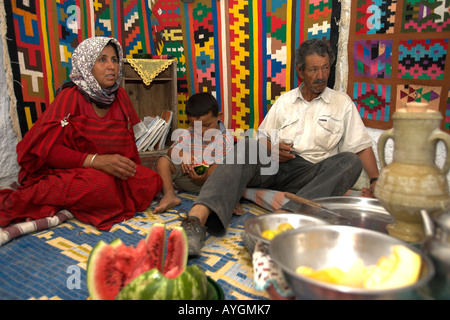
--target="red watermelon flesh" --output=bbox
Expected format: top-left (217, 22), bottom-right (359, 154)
top-left (124, 225), bottom-right (166, 284)
top-left (87, 223), bottom-right (188, 300)
top-left (114, 242), bottom-right (142, 283)
top-left (163, 226), bottom-right (188, 278)
top-left (145, 222), bottom-right (167, 273)
top-left (87, 239), bottom-right (126, 300)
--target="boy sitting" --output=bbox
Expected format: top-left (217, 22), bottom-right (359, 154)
top-left (154, 92), bottom-right (234, 213)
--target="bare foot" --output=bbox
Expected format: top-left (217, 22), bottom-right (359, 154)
top-left (233, 203), bottom-right (245, 216)
top-left (154, 193), bottom-right (181, 213)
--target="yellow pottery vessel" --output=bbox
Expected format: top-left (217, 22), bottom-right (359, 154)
top-left (375, 103), bottom-right (450, 243)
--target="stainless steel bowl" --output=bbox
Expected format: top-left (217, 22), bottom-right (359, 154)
top-left (244, 213), bottom-right (328, 250)
top-left (312, 196), bottom-right (395, 234)
top-left (270, 225), bottom-right (434, 300)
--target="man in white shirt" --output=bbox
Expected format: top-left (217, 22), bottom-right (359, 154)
top-left (258, 82), bottom-right (373, 164)
top-left (180, 39), bottom-right (379, 256)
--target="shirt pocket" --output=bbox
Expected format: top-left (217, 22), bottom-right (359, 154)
top-left (280, 117), bottom-right (299, 130)
top-left (314, 115), bottom-right (343, 150)
top-left (278, 117), bottom-right (299, 136)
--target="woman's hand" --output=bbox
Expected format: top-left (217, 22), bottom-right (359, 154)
top-left (87, 154), bottom-right (137, 180)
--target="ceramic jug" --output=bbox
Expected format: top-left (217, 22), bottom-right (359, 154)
top-left (375, 103), bottom-right (450, 243)
top-left (420, 209), bottom-right (450, 299)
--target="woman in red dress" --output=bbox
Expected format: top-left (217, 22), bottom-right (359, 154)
top-left (0, 37), bottom-right (162, 231)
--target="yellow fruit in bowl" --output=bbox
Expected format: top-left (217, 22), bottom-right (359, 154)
top-left (365, 245), bottom-right (421, 290)
top-left (261, 230), bottom-right (279, 240)
top-left (296, 261), bottom-right (363, 286)
top-left (261, 223), bottom-right (294, 240)
top-left (295, 245), bottom-right (422, 290)
top-left (296, 266), bottom-right (314, 276)
top-left (303, 267), bottom-right (345, 285)
top-left (340, 258), bottom-right (367, 288)
top-left (277, 223), bottom-right (294, 232)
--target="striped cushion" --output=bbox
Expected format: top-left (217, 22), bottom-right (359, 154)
top-left (242, 188), bottom-right (288, 211)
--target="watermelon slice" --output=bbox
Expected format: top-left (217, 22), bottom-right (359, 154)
top-left (86, 238), bottom-right (125, 300)
top-left (163, 226), bottom-right (188, 278)
top-left (194, 163), bottom-right (209, 175)
top-left (116, 265), bottom-right (208, 300)
top-left (86, 223), bottom-right (188, 300)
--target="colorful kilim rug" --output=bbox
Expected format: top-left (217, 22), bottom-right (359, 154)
top-left (346, 0), bottom-right (450, 131)
top-left (4, 0), bottom-right (341, 139)
top-left (0, 192), bottom-right (271, 300)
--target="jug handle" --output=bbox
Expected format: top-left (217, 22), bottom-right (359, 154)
top-left (420, 209), bottom-right (434, 239)
top-left (430, 129), bottom-right (450, 175)
top-left (377, 128), bottom-right (394, 168)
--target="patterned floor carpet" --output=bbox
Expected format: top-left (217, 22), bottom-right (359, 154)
top-left (0, 192), bottom-right (270, 300)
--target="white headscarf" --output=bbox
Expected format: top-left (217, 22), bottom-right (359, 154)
top-left (69, 37), bottom-right (124, 106)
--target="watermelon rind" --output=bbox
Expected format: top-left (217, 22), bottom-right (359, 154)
top-left (194, 164), bottom-right (209, 175)
top-left (109, 238), bottom-right (123, 247)
top-left (116, 265), bottom-right (208, 300)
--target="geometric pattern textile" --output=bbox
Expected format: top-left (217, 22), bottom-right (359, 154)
top-left (396, 84), bottom-right (442, 110)
top-left (347, 0), bottom-right (450, 131)
top-left (4, 0), bottom-right (341, 139)
top-left (353, 82), bottom-right (391, 122)
top-left (447, 89), bottom-right (450, 130)
top-left (353, 40), bottom-right (393, 78)
top-left (0, 192), bottom-right (271, 300)
top-left (398, 39), bottom-right (448, 80)
top-left (355, 0), bottom-right (396, 35)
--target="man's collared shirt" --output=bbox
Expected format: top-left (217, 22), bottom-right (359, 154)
top-left (258, 84), bottom-right (372, 163)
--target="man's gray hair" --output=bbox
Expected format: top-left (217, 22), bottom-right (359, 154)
top-left (295, 39), bottom-right (335, 71)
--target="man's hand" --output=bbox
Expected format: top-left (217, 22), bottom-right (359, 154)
top-left (361, 180), bottom-right (377, 198)
top-left (275, 142), bottom-right (296, 162)
top-left (258, 138), bottom-right (295, 163)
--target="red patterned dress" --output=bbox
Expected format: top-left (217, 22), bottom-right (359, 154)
top-left (0, 86), bottom-right (162, 230)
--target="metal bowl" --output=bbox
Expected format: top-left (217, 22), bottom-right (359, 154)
top-left (244, 213), bottom-right (328, 250)
top-left (269, 225), bottom-right (434, 300)
top-left (312, 196), bottom-right (395, 234)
